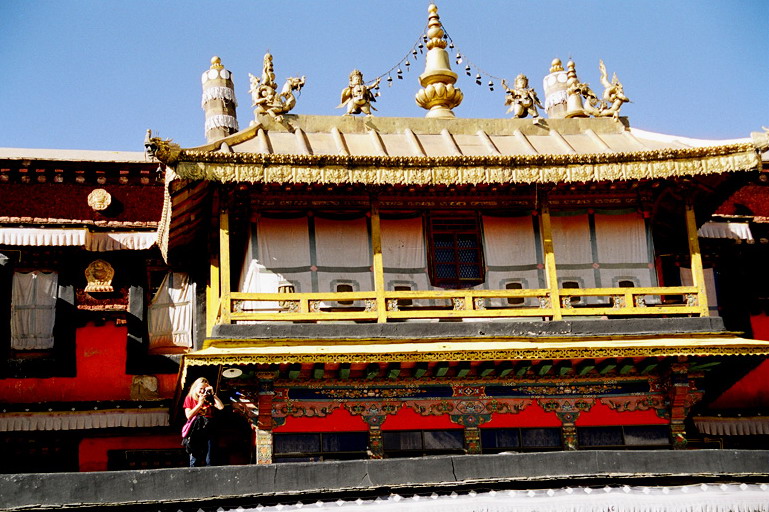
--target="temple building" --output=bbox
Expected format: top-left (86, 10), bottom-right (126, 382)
top-left (0, 148), bottom-right (182, 472)
top-left (2, 4), bottom-right (769, 510)
top-left (148, 4), bottom-right (769, 465)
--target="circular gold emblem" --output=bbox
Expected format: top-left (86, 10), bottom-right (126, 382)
top-left (87, 189), bottom-right (112, 211)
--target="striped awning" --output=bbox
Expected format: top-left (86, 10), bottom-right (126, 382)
top-left (0, 228), bottom-right (157, 251)
top-left (0, 408), bottom-right (169, 432)
top-left (698, 221), bottom-right (754, 241)
top-left (694, 415), bottom-right (769, 435)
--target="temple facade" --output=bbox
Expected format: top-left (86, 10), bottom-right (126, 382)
top-left (149, 5), bottom-right (769, 467)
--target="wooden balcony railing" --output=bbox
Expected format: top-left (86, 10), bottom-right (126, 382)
top-left (208, 199), bottom-right (710, 330)
top-left (224, 286), bottom-right (706, 324)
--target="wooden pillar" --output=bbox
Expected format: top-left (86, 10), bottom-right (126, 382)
top-left (254, 429), bottom-right (273, 465)
top-left (540, 199), bottom-right (562, 320)
top-left (668, 360), bottom-right (702, 450)
top-left (206, 255), bottom-right (220, 337)
top-left (254, 376), bottom-right (275, 464)
top-left (561, 423), bottom-right (578, 450)
top-left (685, 200), bottom-right (709, 316)
top-left (370, 200), bottom-right (387, 323)
top-left (368, 426), bottom-right (384, 459)
top-left (464, 426), bottom-right (481, 454)
top-left (219, 208), bottom-right (232, 324)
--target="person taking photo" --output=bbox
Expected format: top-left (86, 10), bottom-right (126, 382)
top-left (182, 377), bottom-right (224, 467)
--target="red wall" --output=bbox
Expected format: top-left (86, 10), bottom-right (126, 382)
top-left (707, 314), bottom-right (769, 409)
top-left (0, 321), bottom-right (177, 402)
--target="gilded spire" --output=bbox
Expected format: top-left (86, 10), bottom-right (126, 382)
top-left (415, 4), bottom-right (463, 118)
top-left (210, 56), bottom-right (224, 70)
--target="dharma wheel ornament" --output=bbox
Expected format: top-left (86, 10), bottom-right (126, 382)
top-left (415, 4), bottom-right (463, 119)
top-left (84, 259), bottom-right (115, 293)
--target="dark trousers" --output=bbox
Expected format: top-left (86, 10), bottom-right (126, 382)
top-left (189, 437), bottom-right (216, 467)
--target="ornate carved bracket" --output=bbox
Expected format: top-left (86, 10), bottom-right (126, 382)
top-left (600, 394), bottom-right (667, 419)
top-left (538, 397), bottom-right (596, 450)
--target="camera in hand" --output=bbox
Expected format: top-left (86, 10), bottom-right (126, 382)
top-left (203, 389), bottom-right (215, 404)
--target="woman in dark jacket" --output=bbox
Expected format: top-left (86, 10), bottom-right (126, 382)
top-left (182, 377), bottom-right (223, 467)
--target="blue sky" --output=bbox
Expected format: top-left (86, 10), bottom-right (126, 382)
top-left (0, 1), bottom-right (766, 151)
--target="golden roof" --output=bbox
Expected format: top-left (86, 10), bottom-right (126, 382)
top-left (157, 116), bottom-right (762, 186)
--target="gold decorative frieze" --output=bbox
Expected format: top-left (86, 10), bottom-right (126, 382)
top-left (173, 144), bottom-right (760, 186)
top-left (182, 342), bottom-right (769, 368)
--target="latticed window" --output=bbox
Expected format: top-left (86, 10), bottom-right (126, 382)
top-left (427, 214), bottom-right (485, 288)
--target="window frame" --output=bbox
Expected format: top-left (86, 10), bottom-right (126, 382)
top-left (272, 431), bottom-right (369, 462)
top-left (425, 213), bottom-right (486, 289)
top-left (480, 427), bottom-right (563, 453)
top-left (382, 429), bottom-right (465, 458)
top-left (0, 248), bottom-right (78, 378)
top-left (576, 425), bottom-right (670, 449)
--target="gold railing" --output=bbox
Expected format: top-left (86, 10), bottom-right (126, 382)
top-left (225, 286), bottom-right (705, 323)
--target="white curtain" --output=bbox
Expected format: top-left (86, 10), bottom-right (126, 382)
top-left (314, 217), bottom-right (369, 269)
top-left (381, 218), bottom-right (432, 305)
top-left (594, 213), bottom-right (648, 264)
top-left (238, 218), bottom-right (312, 315)
top-left (551, 214), bottom-right (593, 265)
top-left (148, 272), bottom-right (194, 349)
top-left (314, 217), bottom-right (372, 306)
top-left (594, 212), bottom-right (657, 296)
top-left (11, 271), bottom-right (58, 350)
top-left (481, 216), bottom-right (540, 307)
top-left (550, 214), bottom-right (596, 299)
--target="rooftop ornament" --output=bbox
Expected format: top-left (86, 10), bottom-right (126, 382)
top-left (415, 4), bottom-right (463, 118)
top-left (338, 69), bottom-right (380, 116)
top-left (502, 74), bottom-right (543, 119)
top-left (201, 56), bottom-right (239, 142)
top-left (565, 60), bottom-right (629, 120)
top-left (248, 52), bottom-right (305, 123)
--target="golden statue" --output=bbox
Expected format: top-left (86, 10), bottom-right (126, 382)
top-left (248, 52), bottom-right (306, 122)
top-left (568, 60), bottom-right (629, 120)
top-left (338, 70), bottom-right (379, 116)
top-left (502, 74), bottom-right (543, 118)
top-left (591, 60), bottom-right (630, 119)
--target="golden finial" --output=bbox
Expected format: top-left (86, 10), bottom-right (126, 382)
top-left (425, 4), bottom-right (447, 50)
top-left (415, 3), bottom-right (462, 118)
top-left (550, 58), bottom-right (564, 73)
top-left (210, 56), bottom-right (224, 70)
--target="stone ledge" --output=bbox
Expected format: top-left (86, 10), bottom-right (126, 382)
top-left (211, 317), bottom-right (728, 341)
top-left (2, 450), bottom-right (767, 511)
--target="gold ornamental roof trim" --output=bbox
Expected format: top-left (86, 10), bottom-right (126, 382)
top-left (154, 116), bottom-right (763, 186)
top-left (182, 334), bottom-right (769, 367)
